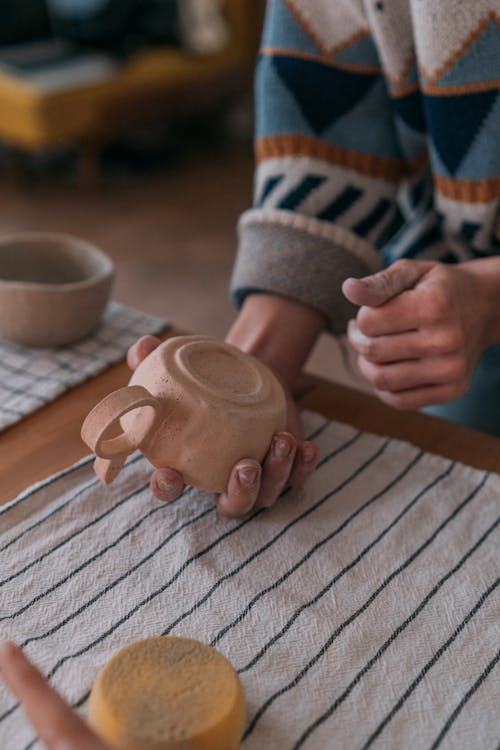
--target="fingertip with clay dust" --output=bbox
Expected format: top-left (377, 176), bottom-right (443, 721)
top-left (342, 277), bottom-right (364, 306)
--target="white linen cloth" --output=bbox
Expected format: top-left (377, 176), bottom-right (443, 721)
top-left (0, 411), bottom-right (498, 749)
top-left (0, 302), bottom-right (167, 432)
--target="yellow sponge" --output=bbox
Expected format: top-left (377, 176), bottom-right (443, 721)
top-left (88, 636), bottom-right (246, 750)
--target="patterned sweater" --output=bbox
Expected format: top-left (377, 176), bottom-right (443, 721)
top-left (231, 0), bottom-right (500, 333)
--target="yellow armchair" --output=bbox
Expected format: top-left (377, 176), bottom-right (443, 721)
top-left (0, 0), bottom-right (264, 177)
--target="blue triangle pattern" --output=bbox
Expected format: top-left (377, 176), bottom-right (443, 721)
top-left (423, 89), bottom-right (499, 175)
top-left (272, 56), bottom-right (378, 135)
top-left (393, 116), bottom-right (428, 163)
top-left (332, 34), bottom-right (381, 68)
top-left (391, 89), bottom-right (426, 133)
top-left (255, 55), bottom-right (312, 138)
top-left (321, 78), bottom-right (403, 159)
top-left (453, 90), bottom-right (500, 179)
top-left (437, 20), bottom-right (500, 88)
top-left (261, 0), bottom-right (321, 56)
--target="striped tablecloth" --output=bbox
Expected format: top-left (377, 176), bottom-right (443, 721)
top-left (0, 412), bottom-right (498, 749)
top-left (0, 302), bottom-right (167, 432)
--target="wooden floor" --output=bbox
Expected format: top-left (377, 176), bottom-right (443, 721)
top-left (0, 136), bottom-right (366, 387)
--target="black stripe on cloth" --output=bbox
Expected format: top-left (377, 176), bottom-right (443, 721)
top-left (6, 431), bottom-right (356, 740)
top-left (360, 577), bottom-right (500, 750)
top-left (0, 460), bottom-right (98, 550)
top-left (315, 430), bottom-right (362, 469)
top-left (30, 625), bottom-right (500, 750)
top-left (55, 432), bottom-right (372, 724)
top-left (5, 422), bottom-right (345, 731)
top-left (1, 485), bottom-right (188, 622)
top-left (5, 422), bottom-right (331, 621)
top-left (303, 418), bottom-right (331, 443)
top-left (49, 430), bottom-right (366, 724)
top-left (0, 460), bottom-right (146, 588)
top-left (0, 498), bottom-right (212, 728)
top-left (290, 514), bottom-right (499, 750)
top-left (429, 647), bottom-right (500, 750)
top-left (240, 460), bottom-right (457, 678)
top-left (244, 469), bottom-right (489, 740)
top-left (211, 449), bottom-right (425, 649)
top-left (0, 455), bottom-right (95, 520)
top-left (161, 438), bottom-right (391, 638)
top-left (17, 492), bottom-right (208, 648)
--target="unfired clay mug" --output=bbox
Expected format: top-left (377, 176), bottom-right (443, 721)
top-left (81, 335), bottom-right (287, 493)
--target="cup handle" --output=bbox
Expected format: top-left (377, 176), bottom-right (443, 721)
top-left (81, 385), bottom-right (162, 483)
top-left (93, 456), bottom-right (128, 485)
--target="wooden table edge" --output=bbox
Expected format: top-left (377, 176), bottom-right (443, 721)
top-left (2, 329), bottom-right (500, 505)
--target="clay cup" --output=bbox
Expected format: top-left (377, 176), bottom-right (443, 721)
top-left (81, 335), bottom-right (287, 493)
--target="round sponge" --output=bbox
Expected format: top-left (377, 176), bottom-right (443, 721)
top-left (88, 636), bottom-right (246, 750)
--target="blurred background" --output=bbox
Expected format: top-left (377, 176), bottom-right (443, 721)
top-left (0, 0), bottom-right (364, 385)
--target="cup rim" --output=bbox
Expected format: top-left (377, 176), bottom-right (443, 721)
top-left (0, 231), bottom-right (114, 291)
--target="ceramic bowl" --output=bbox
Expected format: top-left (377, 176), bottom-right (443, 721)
top-left (0, 232), bottom-right (114, 347)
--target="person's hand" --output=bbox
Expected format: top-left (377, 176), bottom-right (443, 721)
top-left (127, 334), bottom-right (319, 518)
top-left (0, 641), bottom-right (111, 750)
top-left (343, 258), bottom-right (498, 410)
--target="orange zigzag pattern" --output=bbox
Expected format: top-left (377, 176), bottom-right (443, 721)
top-left (283, 0), bottom-right (371, 58)
top-left (421, 11), bottom-right (500, 85)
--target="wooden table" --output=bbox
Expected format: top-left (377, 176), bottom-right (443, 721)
top-left (2, 334), bottom-right (500, 505)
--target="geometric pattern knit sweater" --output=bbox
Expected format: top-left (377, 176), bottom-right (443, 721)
top-left (231, 0), bottom-right (500, 333)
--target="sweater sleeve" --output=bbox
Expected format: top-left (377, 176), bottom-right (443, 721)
top-left (230, 0), bottom-right (422, 333)
top-left (409, 2), bottom-right (500, 264)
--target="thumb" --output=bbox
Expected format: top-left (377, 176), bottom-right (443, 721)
top-left (342, 260), bottom-right (434, 307)
top-left (0, 641), bottom-right (111, 750)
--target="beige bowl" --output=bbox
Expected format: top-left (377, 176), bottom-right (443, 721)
top-left (0, 232), bottom-right (114, 347)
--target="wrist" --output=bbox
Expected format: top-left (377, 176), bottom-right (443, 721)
top-left (226, 294), bottom-right (326, 389)
top-left (461, 258), bottom-right (500, 348)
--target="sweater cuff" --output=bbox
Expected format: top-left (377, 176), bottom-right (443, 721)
top-left (231, 208), bottom-right (382, 334)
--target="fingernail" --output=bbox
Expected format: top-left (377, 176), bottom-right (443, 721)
top-left (273, 436), bottom-right (292, 460)
top-left (302, 444), bottom-right (317, 463)
top-left (129, 349), bottom-right (140, 369)
top-left (237, 464), bottom-right (260, 487)
top-left (156, 478), bottom-right (179, 497)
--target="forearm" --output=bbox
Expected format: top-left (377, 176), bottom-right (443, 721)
top-left (226, 293), bottom-right (326, 390)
